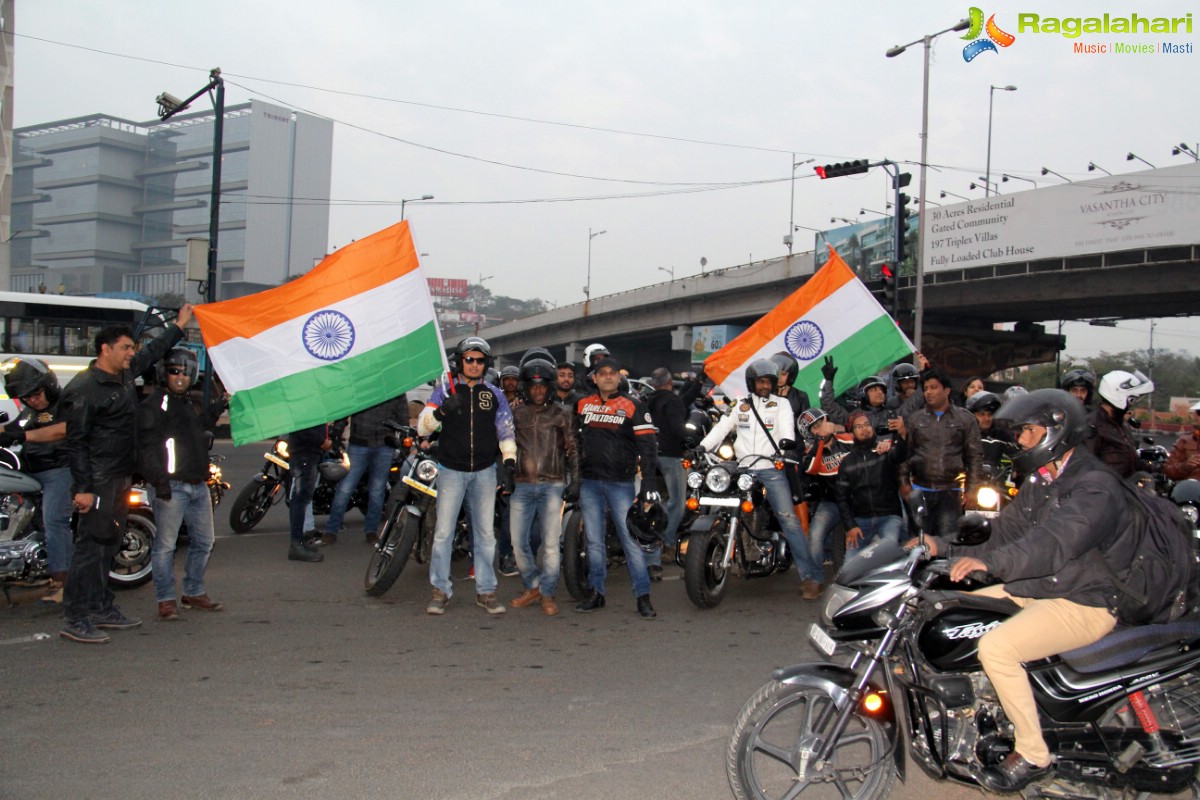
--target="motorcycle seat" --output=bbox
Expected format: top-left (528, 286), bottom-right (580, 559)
top-left (1058, 618), bottom-right (1200, 674)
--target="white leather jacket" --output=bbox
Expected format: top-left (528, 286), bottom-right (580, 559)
top-left (699, 394), bottom-right (796, 466)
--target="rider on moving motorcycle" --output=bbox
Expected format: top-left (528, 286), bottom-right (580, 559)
top-left (915, 389), bottom-right (1138, 792)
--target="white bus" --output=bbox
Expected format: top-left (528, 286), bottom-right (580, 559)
top-left (0, 292), bottom-right (172, 419)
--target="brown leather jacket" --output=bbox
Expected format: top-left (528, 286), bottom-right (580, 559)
top-left (513, 401), bottom-right (579, 487)
top-left (1164, 431), bottom-right (1200, 481)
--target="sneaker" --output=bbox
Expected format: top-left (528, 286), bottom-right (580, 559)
top-left (91, 605), bottom-right (142, 630)
top-left (288, 540), bottom-right (324, 562)
top-left (511, 587), bottom-right (541, 608)
top-left (181, 594), bottom-right (224, 612)
top-left (60, 619), bottom-right (110, 644)
top-left (321, 533), bottom-right (338, 545)
top-left (157, 600), bottom-right (180, 621)
top-left (426, 588), bottom-right (449, 615)
top-left (541, 595), bottom-right (560, 616)
top-left (498, 555), bottom-right (519, 577)
top-left (476, 593), bottom-right (507, 615)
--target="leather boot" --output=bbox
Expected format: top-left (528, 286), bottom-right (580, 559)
top-left (636, 594), bottom-right (657, 618)
top-left (288, 540), bottom-right (324, 562)
top-left (574, 589), bottom-right (605, 613)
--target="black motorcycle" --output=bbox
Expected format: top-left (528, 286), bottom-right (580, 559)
top-left (680, 450), bottom-right (797, 609)
top-left (727, 496), bottom-right (1200, 800)
top-left (561, 500), bottom-right (624, 601)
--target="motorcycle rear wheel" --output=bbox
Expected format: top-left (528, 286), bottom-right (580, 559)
top-left (109, 512), bottom-right (156, 589)
top-left (363, 505), bottom-right (419, 597)
top-left (727, 680), bottom-right (894, 800)
top-left (561, 508), bottom-right (589, 601)
top-left (229, 479), bottom-right (278, 533)
top-left (684, 521), bottom-right (729, 608)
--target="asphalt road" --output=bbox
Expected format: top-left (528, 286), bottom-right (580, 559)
top-left (0, 440), bottom-right (982, 800)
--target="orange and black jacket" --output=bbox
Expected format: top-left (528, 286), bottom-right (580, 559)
top-left (576, 392), bottom-right (658, 483)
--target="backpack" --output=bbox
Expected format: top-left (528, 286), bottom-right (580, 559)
top-left (1100, 485), bottom-right (1199, 626)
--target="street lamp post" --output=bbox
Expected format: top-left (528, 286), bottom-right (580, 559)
top-left (1126, 152), bottom-right (1156, 169)
top-left (1087, 162), bottom-right (1112, 175)
top-left (585, 228), bottom-right (606, 303)
top-left (401, 194), bottom-right (434, 221)
top-left (886, 17), bottom-right (971, 351)
top-left (940, 190), bottom-right (969, 201)
top-left (1001, 174), bottom-right (1038, 188)
top-left (1040, 167), bottom-right (1072, 182)
top-left (985, 85), bottom-right (1017, 197)
top-left (786, 156), bottom-right (815, 256)
top-left (657, 266), bottom-right (674, 280)
top-left (969, 178), bottom-right (999, 194)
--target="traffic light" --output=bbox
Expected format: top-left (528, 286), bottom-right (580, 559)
top-left (814, 160), bottom-right (870, 179)
top-left (895, 192), bottom-right (912, 266)
top-left (880, 263), bottom-right (896, 315)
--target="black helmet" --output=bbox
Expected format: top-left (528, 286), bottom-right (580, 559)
top-left (769, 351), bottom-right (799, 386)
top-left (859, 375), bottom-right (887, 404)
top-left (520, 358), bottom-right (556, 384)
top-left (499, 365), bottom-right (521, 380)
top-left (626, 500), bottom-right (667, 553)
top-left (318, 452), bottom-right (350, 482)
top-left (966, 391), bottom-right (1002, 415)
top-left (156, 347), bottom-right (199, 387)
top-left (3, 357), bottom-right (60, 404)
top-left (519, 347), bottom-right (555, 369)
top-left (994, 388), bottom-right (1089, 473)
top-left (454, 336), bottom-right (492, 372)
top-left (890, 362), bottom-right (920, 382)
top-left (1060, 366), bottom-right (1096, 389)
top-left (744, 359), bottom-right (779, 393)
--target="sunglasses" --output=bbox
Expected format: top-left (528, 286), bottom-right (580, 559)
top-left (166, 367), bottom-right (188, 376)
top-left (461, 356), bottom-right (486, 365)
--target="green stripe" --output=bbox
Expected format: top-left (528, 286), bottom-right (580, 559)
top-left (793, 315), bottom-right (913, 400)
top-left (228, 321), bottom-right (443, 446)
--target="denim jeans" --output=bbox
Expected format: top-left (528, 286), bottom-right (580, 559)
top-left (756, 468), bottom-right (823, 583)
top-left (151, 481), bottom-right (216, 602)
top-left (63, 477), bottom-right (130, 624)
top-left (430, 465), bottom-right (497, 597)
top-left (35, 466), bottom-right (74, 574)
top-left (509, 481), bottom-right (564, 597)
top-left (657, 456), bottom-right (687, 547)
top-left (580, 479), bottom-right (651, 598)
top-left (324, 443), bottom-right (392, 535)
top-left (289, 453), bottom-right (320, 544)
top-left (847, 514), bottom-right (903, 554)
top-left (919, 489), bottom-right (964, 539)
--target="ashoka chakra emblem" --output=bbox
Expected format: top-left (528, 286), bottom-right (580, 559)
top-left (302, 310), bottom-right (355, 361)
top-left (784, 320), bottom-right (824, 361)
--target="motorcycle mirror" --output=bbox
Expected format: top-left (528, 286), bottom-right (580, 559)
top-left (777, 438), bottom-right (795, 451)
top-left (204, 430), bottom-right (215, 451)
top-left (1142, 436), bottom-right (1155, 445)
top-left (0, 411), bottom-right (8, 423)
top-left (905, 488), bottom-right (926, 525)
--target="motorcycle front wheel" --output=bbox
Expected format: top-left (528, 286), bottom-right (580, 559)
top-left (109, 512), bottom-right (156, 589)
top-left (684, 520), bottom-right (729, 608)
top-left (229, 478), bottom-right (278, 533)
top-left (363, 505), bottom-right (419, 597)
top-left (727, 680), bottom-right (895, 800)
top-left (561, 508), bottom-right (589, 601)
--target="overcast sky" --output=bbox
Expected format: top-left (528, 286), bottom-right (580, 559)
top-left (15, 1), bottom-right (1200, 360)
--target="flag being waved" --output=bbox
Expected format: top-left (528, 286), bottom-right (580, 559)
top-left (705, 247), bottom-right (915, 400)
top-left (194, 221), bottom-right (446, 445)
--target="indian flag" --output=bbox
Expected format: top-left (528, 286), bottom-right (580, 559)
top-left (705, 247), bottom-right (915, 400)
top-left (194, 221), bottom-right (446, 445)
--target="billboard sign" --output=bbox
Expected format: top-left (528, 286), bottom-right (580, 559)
top-left (691, 325), bottom-right (746, 362)
top-left (427, 278), bottom-right (469, 299)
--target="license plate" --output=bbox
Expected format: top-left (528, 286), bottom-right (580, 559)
top-left (402, 476), bottom-right (438, 498)
top-left (973, 509), bottom-right (1000, 519)
top-left (700, 497), bottom-right (740, 507)
top-left (809, 623), bottom-right (837, 656)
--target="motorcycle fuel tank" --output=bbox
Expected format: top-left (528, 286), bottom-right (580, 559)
top-left (917, 605), bottom-right (1011, 672)
top-left (0, 467), bottom-right (42, 494)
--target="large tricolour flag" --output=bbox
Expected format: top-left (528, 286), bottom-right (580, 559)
top-left (705, 247), bottom-right (915, 400)
top-left (194, 221), bottom-right (446, 445)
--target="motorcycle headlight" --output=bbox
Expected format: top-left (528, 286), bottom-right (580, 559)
top-left (129, 487), bottom-right (150, 505)
top-left (976, 486), bottom-right (1001, 511)
top-left (686, 471), bottom-right (704, 490)
top-left (209, 463), bottom-right (223, 482)
top-left (274, 440), bottom-right (289, 458)
top-left (821, 584), bottom-right (857, 627)
top-left (415, 459), bottom-right (439, 483)
top-left (736, 473), bottom-right (755, 492)
top-left (705, 467), bottom-right (732, 494)
top-left (717, 442), bottom-right (736, 461)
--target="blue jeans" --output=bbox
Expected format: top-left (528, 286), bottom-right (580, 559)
top-left (580, 479), bottom-right (650, 598)
top-left (509, 482), bottom-right (564, 597)
top-left (847, 515), bottom-right (903, 554)
top-left (152, 481), bottom-right (216, 601)
top-left (430, 465), bottom-right (497, 596)
top-left (757, 469), bottom-right (823, 583)
top-left (35, 466), bottom-right (74, 574)
top-left (289, 453), bottom-right (320, 544)
top-left (325, 444), bottom-right (392, 535)
top-left (657, 456), bottom-right (686, 547)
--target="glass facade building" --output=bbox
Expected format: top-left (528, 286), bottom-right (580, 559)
top-left (12, 100), bottom-right (332, 301)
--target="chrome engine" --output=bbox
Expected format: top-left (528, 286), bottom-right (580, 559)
top-left (0, 537), bottom-right (47, 580)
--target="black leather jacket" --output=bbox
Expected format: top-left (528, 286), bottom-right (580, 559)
top-left (903, 404), bottom-right (983, 491)
top-left (835, 437), bottom-right (907, 529)
top-left (61, 325), bottom-right (184, 494)
top-left (137, 387), bottom-right (226, 490)
top-left (943, 449), bottom-right (1136, 610)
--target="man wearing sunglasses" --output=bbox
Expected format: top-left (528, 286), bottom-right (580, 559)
top-left (59, 304), bottom-right (194, 644)
top-left (418, 336), bottom-right (516, 616)
top-left (137, 348), bottom-right (228, 621)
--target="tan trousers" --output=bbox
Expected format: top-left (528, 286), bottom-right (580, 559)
top-left (973, 584), bottom-right (1117, 767)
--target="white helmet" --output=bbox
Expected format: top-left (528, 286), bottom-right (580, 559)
top-left (1097, 369), bottom-right (1154, 411)
top-left (583, 343), bottom-right (610, 368)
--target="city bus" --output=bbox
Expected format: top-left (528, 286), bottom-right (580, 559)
top-left (0, 291), bottom-right (174, 420)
